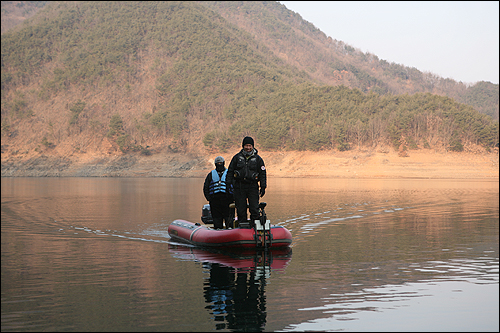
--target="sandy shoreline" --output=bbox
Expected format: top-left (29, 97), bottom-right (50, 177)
top-left (259, 149), bottom-right (499, 179)
top-left (1, 148), bottom-right (499, 179)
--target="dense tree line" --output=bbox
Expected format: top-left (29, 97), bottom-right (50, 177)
top-left (202, 83), bottom-right (498, 152)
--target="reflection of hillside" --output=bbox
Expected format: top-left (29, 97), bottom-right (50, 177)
top-left (270, 178), bottom-right (499, 242)
top-left (263, 179), bottom-right (499, 326)
top-left (1, 178), bottom-right (211, 303)
top-left (284, 197), bottom-right (498, 261)
top-left (271, 251), bottom-right (499, 328)
top-left (268, 193), bottom-right (499, 326)
top-left (1, 177), bottom-right (497, 331)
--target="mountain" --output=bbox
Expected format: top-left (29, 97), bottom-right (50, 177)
top-left (1, 1), bottom-right (498, 176)
top-left (200, 1), bottom-right (498, 119)
top-left (3, 1), bottom-right (498, 118)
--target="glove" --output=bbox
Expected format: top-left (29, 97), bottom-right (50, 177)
top-left (260, 187), bottom-right (266, 198)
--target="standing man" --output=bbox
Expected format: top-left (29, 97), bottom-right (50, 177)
top-left (203, 156), bottom-right (234, 229)
top-left (226, 136), bottom-right (267, 227)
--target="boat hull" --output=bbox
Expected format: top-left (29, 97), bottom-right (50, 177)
top-left (168, 219), bottom-right (292, 249)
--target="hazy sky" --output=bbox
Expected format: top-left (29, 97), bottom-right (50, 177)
top-left (280, 1), bottom-right (499, 84)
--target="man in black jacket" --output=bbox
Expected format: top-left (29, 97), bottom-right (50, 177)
top-left (203, 156), bottom-right (234, 229)
top-left (226, 137), bottom-right (266, 227)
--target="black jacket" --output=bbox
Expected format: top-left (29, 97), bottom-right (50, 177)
top-left (226, 148), bottom-right (266, 189)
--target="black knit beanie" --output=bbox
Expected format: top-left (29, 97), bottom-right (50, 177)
top-left (242, 136), bottom-right (254, 147)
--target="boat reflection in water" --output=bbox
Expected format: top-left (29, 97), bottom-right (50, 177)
top-left (168, 245), bottom-right (292, 331)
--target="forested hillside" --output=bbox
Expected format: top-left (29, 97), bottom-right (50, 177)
top-left (200, 1), bottom-right (498, 120)
top-left (1, 1), bottom-right (498, 165)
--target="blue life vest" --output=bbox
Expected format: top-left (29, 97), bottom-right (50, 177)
top-left (209, 169), bottom-right (232, 195)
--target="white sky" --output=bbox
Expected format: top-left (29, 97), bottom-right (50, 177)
top-left (280, 1), bottom-right (499, 84)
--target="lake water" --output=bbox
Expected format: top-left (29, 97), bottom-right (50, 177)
top-left (1, 177), bottom-right (498, 332)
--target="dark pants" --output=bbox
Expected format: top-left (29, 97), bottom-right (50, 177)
top-left (210, 194), bottom-right (233, 229)
top-left (233, 182), bottom-right (260, 226)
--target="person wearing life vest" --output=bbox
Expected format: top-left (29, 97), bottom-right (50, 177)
top-left (226, 136), bottom-right (267, 228)
top-left (203, 156), bottom-right (234, 229)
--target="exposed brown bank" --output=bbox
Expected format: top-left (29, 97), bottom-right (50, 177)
top-left (1, 146), bottom-right (498, 179)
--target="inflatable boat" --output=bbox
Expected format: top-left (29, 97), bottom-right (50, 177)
top-left (168, 202), bottom-right (292, 249)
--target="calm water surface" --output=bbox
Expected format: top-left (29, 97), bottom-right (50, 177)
top-left (1, 177), bottom-right (498, 332)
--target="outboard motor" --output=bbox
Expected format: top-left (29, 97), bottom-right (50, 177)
top-left (201, 204), bottom-right (213, 224)
top-left (254, 202), bottom-right (272, 248)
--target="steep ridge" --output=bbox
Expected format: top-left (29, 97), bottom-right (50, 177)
top-left (1, 1), bottom-right (498, 178)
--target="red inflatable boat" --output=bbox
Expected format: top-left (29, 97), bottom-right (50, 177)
top-left (168, 202), bottom-right (292, 249)
top-left (168, 219), bottom-right (292, 249)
